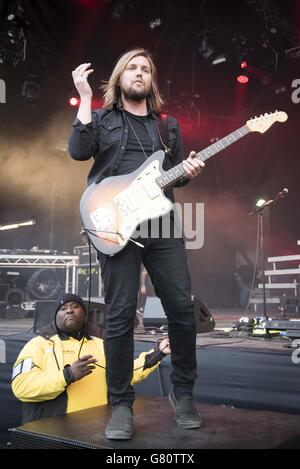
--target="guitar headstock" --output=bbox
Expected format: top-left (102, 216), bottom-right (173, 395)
top-left (246, 111), bottom-right (288, 134)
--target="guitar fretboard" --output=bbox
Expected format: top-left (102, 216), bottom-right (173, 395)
top-left (156, 125), bottom-right (249, 189)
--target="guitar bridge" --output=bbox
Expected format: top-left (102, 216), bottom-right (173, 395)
top-left (114, 193), bottom-right (139, 212)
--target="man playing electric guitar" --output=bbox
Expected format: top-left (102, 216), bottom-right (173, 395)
top-left (69, 48), bottom-right (204, 440)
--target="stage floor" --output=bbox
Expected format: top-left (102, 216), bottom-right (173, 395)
top-left (9, 396), bottom-right (300, 449)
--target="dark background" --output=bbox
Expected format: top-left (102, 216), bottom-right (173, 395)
top-left (0, 0), bottom-right (299, 307)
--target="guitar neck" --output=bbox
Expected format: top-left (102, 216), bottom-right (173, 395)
top-left (156, 125), bottom-right (250, 189)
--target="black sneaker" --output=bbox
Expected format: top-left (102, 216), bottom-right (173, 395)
top-left (169, 390), bottom-right (203, 429)
top-left (105, 405), bottom-right (134, 440)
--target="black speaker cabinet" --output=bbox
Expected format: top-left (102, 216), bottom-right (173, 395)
top-left (193, 296), bottom-right (216, 333)
top-left (143, 296), bottom-right (215, 333)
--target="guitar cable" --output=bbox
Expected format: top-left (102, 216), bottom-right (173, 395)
top-left (77, 231), bottom-right (168, 372)
top-left (83, 226), bottom-right (144, 248)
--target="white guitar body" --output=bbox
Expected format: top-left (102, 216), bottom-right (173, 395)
top-left (80, 150), bottom-right (172, 256)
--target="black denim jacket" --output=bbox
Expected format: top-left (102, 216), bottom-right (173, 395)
top-left (68, 105), bottom-right (189, 194)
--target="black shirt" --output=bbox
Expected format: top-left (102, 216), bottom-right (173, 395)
top-left (117, 110), bottom-right (154, 175)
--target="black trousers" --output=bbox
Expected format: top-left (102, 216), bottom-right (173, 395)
top-left (98, 229), bottom-right (197, 408)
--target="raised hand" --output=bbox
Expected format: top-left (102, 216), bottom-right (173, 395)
top-left (70, 354), bottom-right (97, 381)
top-left (72, 63), bottom-right (94, 100)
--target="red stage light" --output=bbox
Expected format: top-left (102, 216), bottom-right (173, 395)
top-left (69, 97), bottom-right (79, 107)
top-left (237, 75), bottom-right (249, 84)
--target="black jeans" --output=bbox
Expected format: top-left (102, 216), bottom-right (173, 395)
top-left (98, 230), bottom-right (197, 408)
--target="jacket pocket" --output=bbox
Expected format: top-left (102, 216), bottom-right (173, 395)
top-left (99, 121), bottom-right (122, 145)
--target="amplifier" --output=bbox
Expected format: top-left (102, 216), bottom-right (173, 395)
top-left (77, 266), bottom-right (102, 298)
top-left (74, 245), bottom-right (98, 265)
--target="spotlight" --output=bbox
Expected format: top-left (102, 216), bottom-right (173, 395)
top-left (199, 35), bottom-right (226, 66)
top-left (274, 85), bottom-right (286, 95)
top-left (7, 12), bottom-right (30, 45)
top-left (0, 220), bottom-right (36, 231)
top-left (237, 75), bottom-right (249, 84)
top-left (212, 54), bottom-right (227, 65)
top-left (149, 18), bottom-right (162, 29)
top-left (7, 13), bottom-right (31, 29)
top-left (256, 199), bottom-right (266, 208)
top-left (236, 58), bottom-right (249, 84)
top-left (7, 26), bottom-right (20, 44)
top-left (69, 96), bottom-right (79, 107)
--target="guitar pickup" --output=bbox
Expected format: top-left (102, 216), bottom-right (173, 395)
top-left (140, 180), bottom-right (160, 199)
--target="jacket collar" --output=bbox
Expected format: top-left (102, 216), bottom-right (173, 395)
top-left (37, 321), bottom-right (91, 341)
top-left (113, 102), bottom-right (159, 120)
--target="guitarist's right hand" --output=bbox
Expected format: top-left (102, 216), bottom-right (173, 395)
top-left (72, 63), bottom-right (94, 100)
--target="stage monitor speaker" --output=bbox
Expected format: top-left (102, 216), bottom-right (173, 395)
top-left (193, 296), bottom-right (215, 333)
top-left (143, 297), bottom-right (167, 328)
top-left (143, 296), bottom-right (215, 333)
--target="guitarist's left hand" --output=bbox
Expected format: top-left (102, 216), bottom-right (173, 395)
top-left (183, 151), bottom-right (205, 179)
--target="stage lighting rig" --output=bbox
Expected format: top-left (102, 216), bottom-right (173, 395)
top-left (4, 1), bottom-right (30, 66)
top-left (0, 219), bottom-right (36, 231)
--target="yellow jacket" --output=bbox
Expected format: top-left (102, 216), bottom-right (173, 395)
top-left (12, 333), bottom-right (163, 422)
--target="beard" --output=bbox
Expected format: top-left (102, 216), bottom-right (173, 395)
top-left (122, 85), bottom-right (151, 102)
top-left (57, 317), bottom-right (85, 338)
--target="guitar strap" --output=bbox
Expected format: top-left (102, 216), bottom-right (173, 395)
top-left (157, 114), bottom-right (172, 156)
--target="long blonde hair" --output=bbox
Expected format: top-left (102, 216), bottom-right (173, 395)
top-left (101, 48), bottom-right (164, 113)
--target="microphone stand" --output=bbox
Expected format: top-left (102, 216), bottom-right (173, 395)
top-left (249, 192), bottom-right (288, 321)
top-left (259, 207), bottom-right (268, 321)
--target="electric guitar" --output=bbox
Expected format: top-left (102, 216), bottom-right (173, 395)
top-left (80, 111), bottom-right (288, 256)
